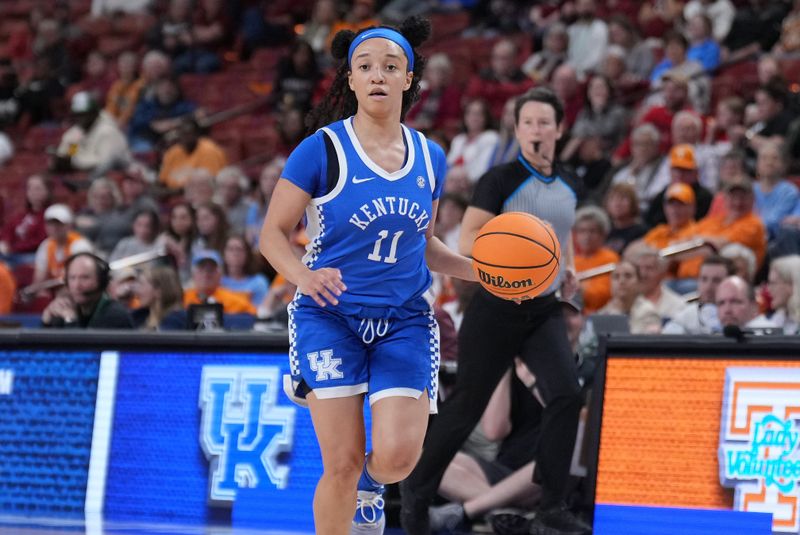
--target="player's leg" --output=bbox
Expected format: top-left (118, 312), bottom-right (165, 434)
top-left (438, 453), bottom-right (492, 503)
top-left (307, 393), bottom-right (367, 535)
top-left (463, 461), bottom-right (541, 516)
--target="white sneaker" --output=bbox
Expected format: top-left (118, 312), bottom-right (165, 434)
top-left (351, 489), bottom-right (386, 535)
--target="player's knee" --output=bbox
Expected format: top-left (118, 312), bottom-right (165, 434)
top-left (322, 453), bottom-right (363, 486)
top-left (373, 441), bottom-right (422, 480)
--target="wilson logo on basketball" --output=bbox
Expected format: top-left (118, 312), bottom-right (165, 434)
top-left (477, 268), bottom-right (533, 289)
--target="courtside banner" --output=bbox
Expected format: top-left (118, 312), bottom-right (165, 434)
top-left (590, 336), bottom-right (800, 535)
top-left (0, 332), bottom-right (372, 532)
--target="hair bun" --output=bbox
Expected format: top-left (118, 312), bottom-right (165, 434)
top-left (399, 16), bottom-right (431, 48)
top-left (331, 30), bottom-right (357, 60)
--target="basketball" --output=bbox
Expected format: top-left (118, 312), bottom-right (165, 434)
top-left (471, 212), bottom-right (561, 300)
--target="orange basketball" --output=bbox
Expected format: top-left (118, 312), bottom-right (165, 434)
top-left (471, 212), bottom-right (561, 300)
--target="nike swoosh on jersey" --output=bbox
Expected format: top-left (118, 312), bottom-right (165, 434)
top-left (352, 176), bottom-right (377, 184)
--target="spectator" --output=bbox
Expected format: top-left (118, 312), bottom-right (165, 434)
top-left (105, 52), bottom-right (145, 129)
top-left (159, 117), bottom-right (228, 190)
top-left (0, 59), bottom-right (21, 127)
top-left (715, 275), bottom-right (774, 331)
top-left (272, 40), bottom-right (321, 113)
top-left (161, 201), bottom-right (197, 283)
top-left (66, 51), bottom-right (113, 104)
top-left (41, 252), bottom-right (133, 328)
top-left (447, 99), bottom-right (499, 184)
top-left (648, 34), bottom-right (709, 114)
top-left (638, 0), bottom-right (684, 38)
top-left (33, 205), bottom-right (93, 285)
top-left (17, 55), bottom-right (65, 126)
top-left (642, 183), bottom-right (698, 250)
top-left (0, 174), bottom-right (51, 259)
top-left (613, 72), bottom-right (693, 165)
top-left (704, 96), bottom-right (746, 147)
top-left (569, 136), bottom-right (612, 206)
top-left (0, 259), bottom-right (15, 313)
top-left (300, 0), bottom-right (339, 57)
top-left (328, 0), bottom-right (381, 48)
top-left (566, 0), bottom-right (608, 78)
top-left (723, 0), bottom-right (789, 62)
top-left (132, 265), bottom-right (189, 330)
top-left (521, 22), bottom-right (568, 84)
top-left (183, 249), bottom-right (256, 314)
top-left (246, 157), bottom-right (284, 248)
top-left (118, 163), bottom-right (160, 222)
top-left (746, 79), bottom-right (797, 153)
top-left (33, 17), bottom-right (78, 87)
top-left (406, 53), bottom-right (463, 133)
top-left (147, 0), bottom-right (194, 63)
top-left (74, 178), bottom-right (129, 256)
top-left (684, 0), bottom-right (735, 42)
top-left (549, 64), bottom-right (583, 130)
top-left (194, 202), bottom-right (229, 254)
top-left (720, 242), bottom-right (759, 284)
top-left (184, 169), bottom-right (217, 209)
top-left (686, 14), bottom-right (721, 73)
top-left (464, 39), bottom-right (534, 118)
top-left (486, 97), bottom-right (521, 168)
top-left (606, 15), bottom-right (653, 82)
top-left (677, 176), bottom-right (767, 281)
top-left (628, 244), bottom-right (685, 321)
top-left (107, 267), bottom-right (139, 309)
top-left (435, 193), bottom-right (468, 252)
top-left (109, 208), bottom-right (163, 263)
top-left (53, 91), bottom-right (131, 177)
top-left (181, 0), bottom-right (234, 74)
top-left (274, 106), bottom-right (307, 157)
top-left (753, 141), bottom-right (799, 240)
top-left (574, 206), bottom-right (620, 313)
top-left (216, 166), bottom-right (253, 235)
top-left (707, 149), bottom-right (748, 218)
top-left (760, 255), bottom-right (800, 334)
top-left (774, 0), bottom-right (800, 54)
top-left (221, 235), bottom-right (269, 309)
top-left (604, 183), bottom-right (648, 255)
top-left (561, 75), bottom-right (628, 160)
top-left (645, 144), bottom-right (714, 227)
top-left (91, 0), bottom-right (151, 15)
top-left (128, 76), bottom-right (196, 153)
top-left (663, 255), bottom-right (733, 333)
top-left (597, 260), bottom-right (662, 334)
top-left (650, 110), bottom-right (720, 195)
top-left (611, 124), bottom-right (665, 212)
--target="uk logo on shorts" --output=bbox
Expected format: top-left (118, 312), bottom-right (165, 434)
top-left (307, 349), bottom-right (343, 381)
top-left (199, 365), bottom-right (297, 503)
top-left (718, 367), bottom-right (800, 533)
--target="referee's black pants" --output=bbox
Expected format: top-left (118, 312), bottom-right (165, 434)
top-left (407, 289), bottom-right (583, 509)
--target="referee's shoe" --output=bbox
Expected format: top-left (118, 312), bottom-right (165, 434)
top-left (490, 503), bottom-right (591, 535)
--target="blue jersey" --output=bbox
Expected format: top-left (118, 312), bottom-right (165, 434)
top-left (282, 117), bottom-right (447, 309)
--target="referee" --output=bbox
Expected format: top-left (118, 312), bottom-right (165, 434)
top-left (401, 88), bottom-right (591, 535)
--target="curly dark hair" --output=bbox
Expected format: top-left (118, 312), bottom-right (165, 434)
top-left (306, 16), bottom-right (432, 133)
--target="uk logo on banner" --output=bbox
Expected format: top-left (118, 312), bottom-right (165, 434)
top-left (199, 366), bottom-right (296, 503)
top-left (719, 367), bottom-right (800, 533)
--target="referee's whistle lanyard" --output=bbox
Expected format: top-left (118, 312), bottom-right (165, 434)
top-left (358, 317), bottom-right (391, 344)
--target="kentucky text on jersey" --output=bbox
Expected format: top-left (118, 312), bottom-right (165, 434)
top-left (348, 196), bottom-right (430, 232)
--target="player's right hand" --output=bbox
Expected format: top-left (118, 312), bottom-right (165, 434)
top-left (298, 268), bottom-right (347, 307)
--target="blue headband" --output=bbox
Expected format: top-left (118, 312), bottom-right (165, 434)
top-left (347, 28), bottom-right (414, 72)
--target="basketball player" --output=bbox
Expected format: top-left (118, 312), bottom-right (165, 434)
top-left (401, 88), bottom-right (592, 535)
top-left (259, 17), bottom-right (475, 535)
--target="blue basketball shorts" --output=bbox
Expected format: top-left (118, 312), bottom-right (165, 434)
top-left (286, 299), bottom-right (440, 413)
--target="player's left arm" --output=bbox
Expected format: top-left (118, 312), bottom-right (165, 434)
top-left (425, 200), bottom-right (476, 282)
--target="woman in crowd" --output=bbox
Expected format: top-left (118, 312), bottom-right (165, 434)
top-left (221, 234), bottom-right (269, 309)
top-left (447, 98), bottom-right (499, 183)
top-left (194, 202), bottom-right (229, 254)
top-left (561, 75), bottom-right (628, 161)
top-left (133, 265), bottom-right (188, 330)
top-left (604, 183), bottom-right (648, 255)
top-left (0, 174), bottom-right (52, 261)
top-left (109, 208), bottom-right (163, 263)
top-left (161, 201), bottom-right (197, 283)
top-left (597, 260), bottom-right (662, 334)
top-left (761, 254), bottom-right (800, 334)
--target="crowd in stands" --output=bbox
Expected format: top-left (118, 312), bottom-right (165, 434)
top-left (0, 0), bottom-right (798, 341)
top-left (1, 1), bottom-right (800, 530)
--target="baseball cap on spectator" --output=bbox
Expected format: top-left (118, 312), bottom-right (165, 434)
top-left (44, 204), bottom-right (74, 225)
top-left (723, 175), bottom-right (754, 193)
top-left (70, 91), bottom-right (99, 114)
top-left (665, 183), bottom-right (696, 204)
top-left (192, 250), bottom-right (222, 267)
top-left (669, 144), bottom-right (697, 170)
